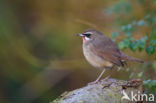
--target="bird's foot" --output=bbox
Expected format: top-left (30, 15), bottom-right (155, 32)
top-left (88, 75), bottom-right (111, 85)
top-left (88, 80), bottom-right (100, 85)
top-left (103, 75), bottom-right (110, 81)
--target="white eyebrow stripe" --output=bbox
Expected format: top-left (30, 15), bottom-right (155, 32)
top-left (85, 36), bottom-right (90, 41)
top-left (84, 32), bottom-right (93, 34)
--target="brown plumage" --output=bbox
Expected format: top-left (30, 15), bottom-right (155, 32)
top-left (77, 28), bottom-right (144, 84)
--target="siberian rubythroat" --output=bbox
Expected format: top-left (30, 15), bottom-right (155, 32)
top-left (77, 29), bottom-right (143, 84)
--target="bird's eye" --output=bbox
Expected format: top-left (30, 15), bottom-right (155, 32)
top-left (83, 33), bottom-right (91, 37)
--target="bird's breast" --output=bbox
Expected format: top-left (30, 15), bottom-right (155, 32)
top-left (83, 43), bottom-right (113, 68)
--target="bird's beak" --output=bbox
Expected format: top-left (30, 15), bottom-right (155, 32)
top-left (76, 33), bottom-right (84, 37)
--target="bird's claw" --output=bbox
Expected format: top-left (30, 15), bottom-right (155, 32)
top-left (88, 80), bottom-right (100, 85)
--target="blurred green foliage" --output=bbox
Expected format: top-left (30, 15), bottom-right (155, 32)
top-left (143, 80), bottom-right (156, 95)
top-left (110, 14), bottom-right (155, 54)
top-left (108, 0), bottom-right (156, 96)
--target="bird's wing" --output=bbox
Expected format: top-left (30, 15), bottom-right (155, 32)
top-left (91, 36), bottom-right (124, 66)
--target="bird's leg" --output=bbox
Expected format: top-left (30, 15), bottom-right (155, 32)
top-left (103, 75), bottom-right (110, 81)
top-left (95, 69), bottom-right (106, 82)
top-left (88, 69), bottom-right (106, 85)
top-left (103, 66), bottom-right (113, 81)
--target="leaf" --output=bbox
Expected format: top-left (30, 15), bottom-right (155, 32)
top-left (122, 24), bottom-right (133, 32)
top-left (150, 39), bottom-right (156, 47)
top-left (137, 37), bottom-right (148, 51)
top-left (129, 72), bottom-right (134, 78)
top-left (141, 36), bottom-right (148, 42)
top-left (129, 41), bottom-right (137, 51)
top-left (137, 41), bottom-right (145, 51)
top-left (150, 80), bottom-right (156, 86)
top-left (112, 32), bottom-right (119, 38)
top-left (143, 80), bottom-right (151, 87)
top-left (118, 41), bottom-right (126, 49)
top-left (127, 24), bottom-right (132, 30)
top-left (124, 39), bottom-right (131, 47)
top-left (121, 25), bottom-right (127, 32)
top-left (146, 46), bottom-right (155, 55)
top-left (151, 36), bottom-right (156, 40)
top-left (143, 80), bottom-right (156, 88)
top-left (137, 20), bottom-right (145, 26)
top-left (105, 2), bottom-right (131, 14)
top-left (137, 72), bottom-right (143, 78)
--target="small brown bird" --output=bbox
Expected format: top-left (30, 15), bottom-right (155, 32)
top-left (77, 29), bottom-right (143, 84)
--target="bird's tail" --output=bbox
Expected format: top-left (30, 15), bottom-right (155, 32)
top-left (121, 53), bottom-right (144, 63)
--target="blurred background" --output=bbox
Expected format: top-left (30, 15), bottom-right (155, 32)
top-left (0, 0), bottom-right (155, 103)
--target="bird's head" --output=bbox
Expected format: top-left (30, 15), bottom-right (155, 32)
top-left (77, 29), bottom-right (102, 43)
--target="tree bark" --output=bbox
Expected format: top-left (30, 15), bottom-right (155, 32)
top-left (51, 78), bottom-right (143, 103)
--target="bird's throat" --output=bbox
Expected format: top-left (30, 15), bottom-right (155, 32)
top-left (82, 37), bottom-right (86, 42)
